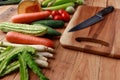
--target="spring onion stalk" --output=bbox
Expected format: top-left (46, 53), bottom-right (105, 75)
top-left (35, 59), bottom-right (48, 68)
top-left (0, 41), bottom-right (54, 53)
top-left (37, 52), bottom-right (53, 58)
top-left (34, 55), bottom-right (48, 61)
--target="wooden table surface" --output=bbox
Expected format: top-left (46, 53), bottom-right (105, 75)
top-left (0, 0), bottom-right (120, 80)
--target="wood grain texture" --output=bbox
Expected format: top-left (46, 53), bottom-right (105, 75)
top-left (60, 6), bottom-right (120, 58)
top-left (0, 0), bottom-right (120, 80)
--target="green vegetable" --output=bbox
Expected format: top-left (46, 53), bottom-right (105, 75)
top-left (33, 24), bottom-right (61, 36)
top-left (52, 0), bottom-right (75, 6)
top-left (0, 54), bottom-right (14, 75)
top-left (0, 46), bottom-right (15, 75)
top-left (42, 2), bottom-right (75, 10)
top-left (0, 46), bottom-right (35, 75)
top-left (42, 0), bottom-right (54, 7)
top-left (51, 0), bottom-right (84, 6)
top-left (75, 0), bottom-right (84, 5)
top-left (42, 0), bottom-right (56, 7)
top-left (22, 52), bottom-right (49, 80)
top-left (31, 20), bottom-right (64, 36)
top-left (0, 41), bottom-right (54, 53)
top-left (65, 6), bottom-right (75, 14)
top-left (0, 47), bottom-right (6, 53)
top-left (0, 46), bottom-right (13, 62)
top-left (42, 25), bottom-right (61, 36)
top-left (31, 20), bottom-right (65, 28)
top-left (0, 22), bottom-right (47, 36)
top-left (0, 46), bottom-right (49, 80)
top-left (0, 61), bottom-right (20, 76)
top-left (47, 0), bottom-right (56, 7)
top-left (0, 0), bottom-right (21, 5)
top-left (19, 53), bottom-right (28, 80)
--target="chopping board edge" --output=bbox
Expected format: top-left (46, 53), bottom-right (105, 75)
top-left (60, 5), bottom-right (120, 58)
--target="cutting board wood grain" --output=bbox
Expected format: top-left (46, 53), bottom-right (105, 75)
top-left (60, 6), bottom-right (120, 58)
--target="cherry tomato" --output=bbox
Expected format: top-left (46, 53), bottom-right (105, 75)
top-left (58, 9), bottom-right (66, 14)
top-left (51, 10), bottom-right (60, 17)
top-left (61, 12), bottom-right (70, 22)
top-left (53, 15), bottom-right (63, 20)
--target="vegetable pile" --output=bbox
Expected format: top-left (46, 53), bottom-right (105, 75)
top-left (41, 0), bottom-right (84, 10)
top-left (41, 0), bottom-right (83, 21)
top-left (0, 41), bottom-right (54, 80)
top-left (0, 0), bottom-right (84, 80)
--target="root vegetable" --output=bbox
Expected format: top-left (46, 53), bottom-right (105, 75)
top-left (11, 11), bottom-right (50, 23)
top-left (6, 31), bottom-right (54, 47)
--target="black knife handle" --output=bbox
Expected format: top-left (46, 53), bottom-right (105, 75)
top-left (97, 6), bottom-right (114, 16)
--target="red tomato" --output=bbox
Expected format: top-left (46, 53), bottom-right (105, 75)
top-left (51, 10), bottom-right (60, 17)
top-left (58, 9), bottom-right (66, 14)
top-left (53, 15), bottom-right (63, 20)
top-left (61, 12), bottom-right (70, 22)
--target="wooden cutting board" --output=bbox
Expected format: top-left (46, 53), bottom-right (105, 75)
top-left (60, 6), bottom-right (120, 58)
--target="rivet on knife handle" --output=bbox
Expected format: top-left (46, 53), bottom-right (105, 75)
top-left (97, 6), bottom-right (114, 16)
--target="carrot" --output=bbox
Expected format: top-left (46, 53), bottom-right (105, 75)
top-left (6, 31), bottom-right (54, 47)
top-left (11, 11), bottom-right (50, 23)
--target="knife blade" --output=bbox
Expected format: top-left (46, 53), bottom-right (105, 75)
top-left (68, 6), bottom-right (114, 32)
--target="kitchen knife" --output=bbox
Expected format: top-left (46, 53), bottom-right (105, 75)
top-left (69, 6), bottom-right (114, 32)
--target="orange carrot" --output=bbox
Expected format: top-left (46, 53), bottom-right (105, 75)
top-left (11, 11), bottom-right (50, 23)
top-left (6, 31), bottom-right (54, 47)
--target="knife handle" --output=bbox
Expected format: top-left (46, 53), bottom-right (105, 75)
top-left (97, 6), bottom-right (114, 16)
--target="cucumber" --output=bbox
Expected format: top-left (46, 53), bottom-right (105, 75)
top-left (31, 20), bottom-right (65, 28)
top-left (0, 22), bottom-right (47, 36)
top-left (33, 24), bottom-right (61, 36)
